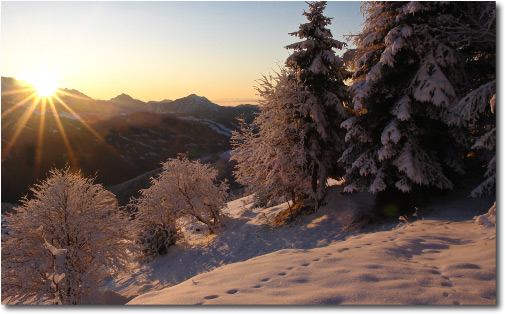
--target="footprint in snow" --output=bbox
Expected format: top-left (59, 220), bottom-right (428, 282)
top-left (277, 272), bottom-right (287, 276)
top-left (301, 263), bottom-right (310, 267)
top-left (203, 295), bottom-right (219, 300)
top-left (226, 289), bottom-right (239, 295)
top-left (260, 278), bottom-right (270, 282)
top-left (337, 248), bottom-right (349, 253)
top-left (252, 285), bottom-right (262, 289)
top-left (286, 266), bottom-right (295, 270)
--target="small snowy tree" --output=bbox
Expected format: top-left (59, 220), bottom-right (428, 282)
top-left (231, 67), bottom-right (311, 206)
top-left (132, 167), bottom-right (183, 259)
top-left (341, 2), bottom-right (470, 197)
top-left (1, 167), bottom-right (132, 305)
top-left (132, 181), bottom-right (181, 259)
top-left (133, 156), bottom-right (228, 258)
top-left (284, 1), bottom-right (350, 208)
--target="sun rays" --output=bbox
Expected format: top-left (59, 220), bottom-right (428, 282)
top-left (1, 75), bottom-right (109, 173)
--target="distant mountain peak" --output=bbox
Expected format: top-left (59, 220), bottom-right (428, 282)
top-left (169, 94), bottom-right (220, 112)
top-left (110, 93), bottom-right (135, 101)
top-left (184, 94), bottom-right (210, 101)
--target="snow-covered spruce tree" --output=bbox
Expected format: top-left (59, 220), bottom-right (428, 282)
top-left (1, 167), bottom-right (132, 305)
top-left (231, 67), bottom-right (311, 207)
top-left (341, 2), bottom-right (469, 206)
top-left (448, 2), bottom-right (496, 197)
top-left (284, 1), bottom-right (350, 208)
top-left (133, 156), bottom-right (228, 258)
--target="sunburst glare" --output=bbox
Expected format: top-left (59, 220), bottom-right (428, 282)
top-left (19, 71), bottom-right (60, 97)
top-left (1, 70), bottom-right (114, 168)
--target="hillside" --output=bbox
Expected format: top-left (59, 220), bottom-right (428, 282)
top-left (1, 76), bottom-right (258, 203)
top-left (102, 183), bottom-right (495, 305)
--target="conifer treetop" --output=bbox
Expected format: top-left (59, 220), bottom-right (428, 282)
top-left (285, 1), bottom-right (346, 78)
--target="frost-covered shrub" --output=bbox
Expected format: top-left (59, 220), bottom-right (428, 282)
top-left (231, 70), bottom-right (311, 208)
top-left (137, 222), bottom-right (180, 259)
top-left (131, 171), bottom-right (183, 259)
top-left (133, 156), bottom-right (228, 258)
top-left (1, 167), bottom-right (132, 305)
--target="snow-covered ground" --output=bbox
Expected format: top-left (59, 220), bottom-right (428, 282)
top-left (102, 184), bottom-right (496, 305)
top-left (180, 116), bottom-right (233, 137)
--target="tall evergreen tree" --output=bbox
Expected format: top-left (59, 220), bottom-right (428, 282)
top-left (448, 2), bottom-right (496, 197)
top-left (285, 1), bottom-right (350, 208)
top-left (341, 2), bottom-right (470, 198)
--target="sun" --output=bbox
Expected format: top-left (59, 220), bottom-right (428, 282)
top-left (34, 79), bottom-right (58, 97)
top-left (19, 71), bottom-right (60, 98)
top-left (32, 75), bottom-right (59, 97)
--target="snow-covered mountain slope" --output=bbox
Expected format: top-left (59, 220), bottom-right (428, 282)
top-left (106, 184), bottom-right (495, 305)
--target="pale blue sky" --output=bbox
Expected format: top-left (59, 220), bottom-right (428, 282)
top-left (1, 1), bottom-right (363, 105)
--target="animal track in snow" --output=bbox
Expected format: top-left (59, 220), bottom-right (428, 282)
top-left (226, 289), bottom-right (239, 295)
top-left (290, 278), bottom-right (309, 284)
top-left (203, 295), bottom-right (219, 300)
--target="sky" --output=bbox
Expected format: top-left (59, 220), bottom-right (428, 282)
top-left (1, 1), bottom-right (364, 106)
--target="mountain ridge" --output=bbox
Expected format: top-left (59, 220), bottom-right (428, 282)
top-left (1, 76), bottom-right (259, 115)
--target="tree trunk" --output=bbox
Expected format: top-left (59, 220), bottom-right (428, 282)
top-left (311, 163), bottom-right (319, 211)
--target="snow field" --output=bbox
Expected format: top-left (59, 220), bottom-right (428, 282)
top-left (105, 184), bottom-right (496, 305)
top-left (128, 215), bottom-right (496, 305)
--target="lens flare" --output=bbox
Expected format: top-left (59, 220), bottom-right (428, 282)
top-left (18, 71), bottom-right (59, 98)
